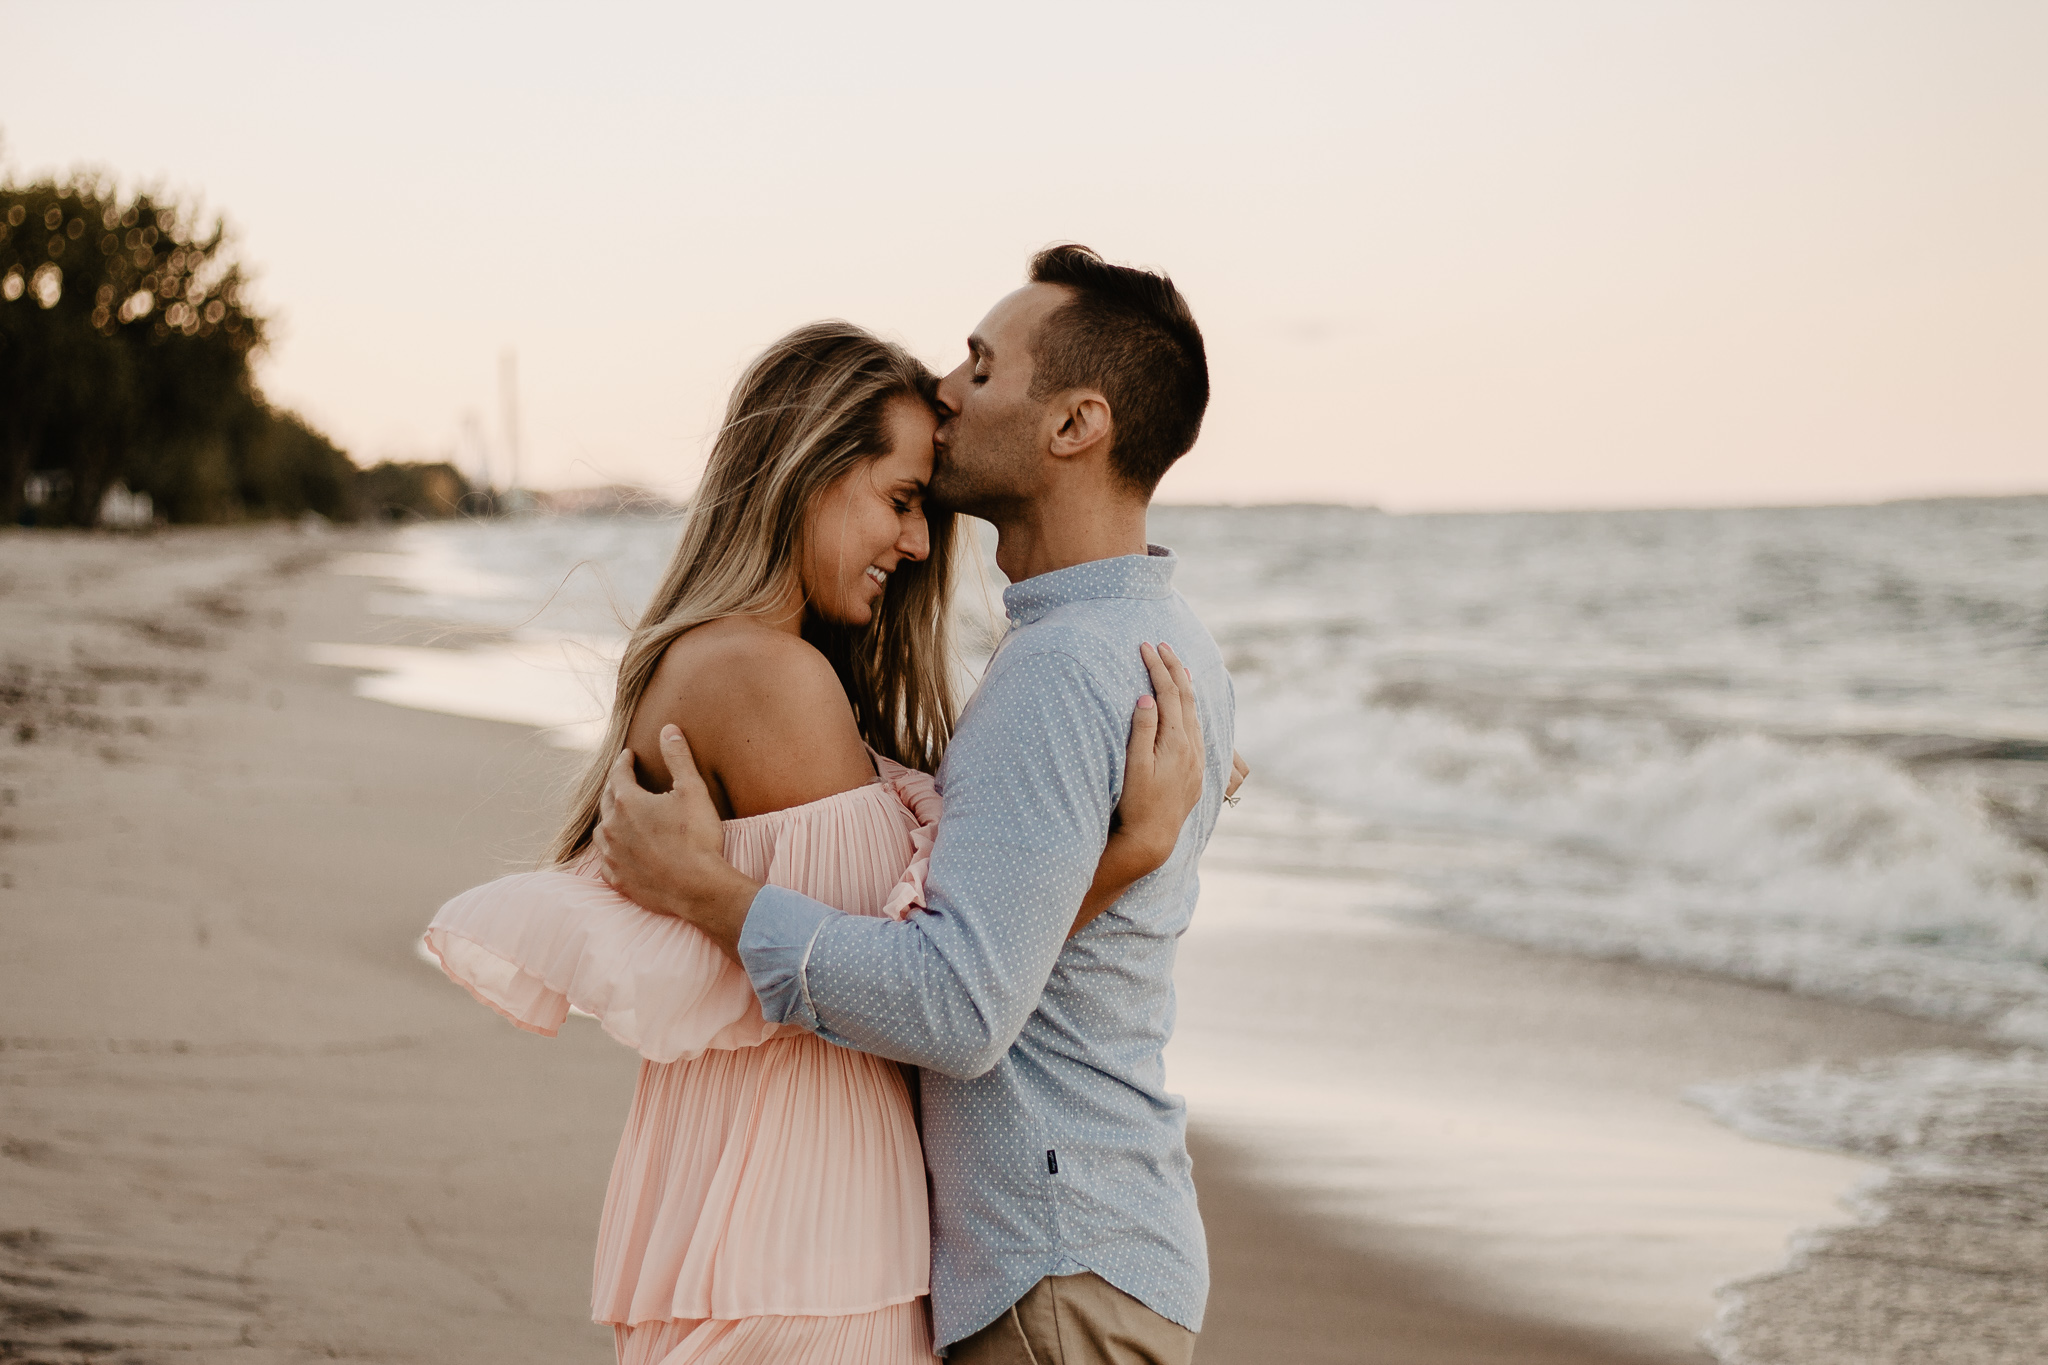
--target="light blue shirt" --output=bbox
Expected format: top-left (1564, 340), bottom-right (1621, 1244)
top-left (738, 546), bottom-right (1233, 1351)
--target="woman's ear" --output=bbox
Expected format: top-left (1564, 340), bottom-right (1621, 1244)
top-left (1048, 392), bottom-right (1113, 462)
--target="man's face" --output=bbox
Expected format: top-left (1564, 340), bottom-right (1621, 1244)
top-left (931, 283), bottom-right (1069, 515)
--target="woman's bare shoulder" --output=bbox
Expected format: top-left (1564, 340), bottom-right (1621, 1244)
top-left (629, 618), bottom-right (873, 818)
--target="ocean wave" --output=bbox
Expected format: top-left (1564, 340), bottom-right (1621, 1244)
top-left (1235, 677), bottom-right (2048, 1040)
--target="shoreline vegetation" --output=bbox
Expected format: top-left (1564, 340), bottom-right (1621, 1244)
top-left (1, 168), bottom-right (691, 531)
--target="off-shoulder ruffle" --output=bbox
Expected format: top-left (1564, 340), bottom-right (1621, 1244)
top-left (422, 763), bottom-right (941, 1065)
top-left (874, 756), bottom-right (940, 921)
top-left (424, 865), bottom-right (789, 1063)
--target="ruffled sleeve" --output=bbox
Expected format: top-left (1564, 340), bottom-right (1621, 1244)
top-left (424, 858), bottom-right (788, 1064)
top-left (424, 763), bottom-right (944, 1066)
top-left (875, 756), bottom-right (941, 921)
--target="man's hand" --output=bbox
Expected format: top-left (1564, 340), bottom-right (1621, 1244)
top-left (595, 724), bottom-right (761, 961)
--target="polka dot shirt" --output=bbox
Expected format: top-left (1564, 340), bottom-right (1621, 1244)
top-left (741, 546), bottom-right (1235, 1351)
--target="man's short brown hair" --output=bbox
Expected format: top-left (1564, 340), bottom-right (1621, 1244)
top-left (1026, 244), bottom-right (1209, 494)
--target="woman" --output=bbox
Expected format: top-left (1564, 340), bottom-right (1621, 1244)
top-left (424, 322), bottom-right (1206, 1365)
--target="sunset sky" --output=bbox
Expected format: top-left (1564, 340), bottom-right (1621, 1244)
top-left (6, 1), bottom-right (2043, 509)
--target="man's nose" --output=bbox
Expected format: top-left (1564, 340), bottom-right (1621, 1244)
top-left (934, 364), bottom-right (968, 420)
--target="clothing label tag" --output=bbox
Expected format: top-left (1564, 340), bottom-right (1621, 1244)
top-left (1046, 1149), bottom-right (1059, 1175)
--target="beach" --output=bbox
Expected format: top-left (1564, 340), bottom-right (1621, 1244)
top-left (1, 527), bottom-right (629, 1362)
top-left (0, 524), bottom-right (2024, 1363)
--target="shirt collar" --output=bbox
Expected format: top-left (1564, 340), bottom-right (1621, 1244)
top-left (1001, 545), bottom-right (1177, 626)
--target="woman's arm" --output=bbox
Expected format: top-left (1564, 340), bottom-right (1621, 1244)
top-left (1067, 643), bottom-right (1232, 939)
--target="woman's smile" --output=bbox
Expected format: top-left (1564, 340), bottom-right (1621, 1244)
top-left (801, 394), bottom-right (937, 628)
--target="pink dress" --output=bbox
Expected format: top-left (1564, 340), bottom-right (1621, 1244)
top-left (424, 758), bottom-right (943, 1365)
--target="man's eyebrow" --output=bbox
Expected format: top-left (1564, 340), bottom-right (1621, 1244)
top-left (967, 334), bottom-right (991, 360)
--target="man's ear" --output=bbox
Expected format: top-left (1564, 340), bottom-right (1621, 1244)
top-left (1048, 392), bottom-right (1113, 462)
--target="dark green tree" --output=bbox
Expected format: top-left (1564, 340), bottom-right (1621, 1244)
top-left (1, 170), bottom-right (360, 525)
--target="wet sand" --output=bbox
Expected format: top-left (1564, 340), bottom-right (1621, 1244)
top-left (0, 526), bottom-right (1971, 1364)
top-left (1175, 880), bottom-right (1982, 1363)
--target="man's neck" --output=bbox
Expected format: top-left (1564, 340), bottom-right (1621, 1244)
top-left (988, 484), bottom-right (1150, 584)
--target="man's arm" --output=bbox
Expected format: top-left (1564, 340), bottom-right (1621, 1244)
top-left (598, 643), bottom-right (1200, 1077)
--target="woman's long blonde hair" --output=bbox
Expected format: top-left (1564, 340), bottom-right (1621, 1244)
top-left (549, 321), bottom-right (959, 863)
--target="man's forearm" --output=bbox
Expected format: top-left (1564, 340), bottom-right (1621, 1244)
top-left (745, 888), bottom-right (1046, 1078)
top-left (744, 828), bottom-right (1094, 1078)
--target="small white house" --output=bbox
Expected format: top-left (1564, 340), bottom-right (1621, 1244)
top-left (97, 480), bottom-right (154, 529)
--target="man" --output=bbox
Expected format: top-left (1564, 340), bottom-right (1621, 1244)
top-left (598, 244), bottom-right (1235, 1363)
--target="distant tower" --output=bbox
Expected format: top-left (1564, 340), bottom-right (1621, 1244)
top-left (461, 409), bottom-right (491, 492)
top-left (499, 348), bottom-right (522, 494)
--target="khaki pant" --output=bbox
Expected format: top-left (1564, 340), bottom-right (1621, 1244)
top-left (948, 1272), bottom-right (1197, 1365)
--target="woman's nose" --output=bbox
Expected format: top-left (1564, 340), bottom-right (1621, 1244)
top-left (898, 515), bottom-right (930, 562)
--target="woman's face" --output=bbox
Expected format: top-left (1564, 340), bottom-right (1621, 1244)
top-left (800, 396), bottom-right (937, 628)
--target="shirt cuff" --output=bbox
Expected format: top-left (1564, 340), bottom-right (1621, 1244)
top-left (737, 884), bottom-right (837, 1029)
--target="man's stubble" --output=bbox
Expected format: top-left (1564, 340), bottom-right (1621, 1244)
top-left (930, 402), bottom-right (1044, 524)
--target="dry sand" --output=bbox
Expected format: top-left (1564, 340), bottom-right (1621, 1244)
top-left (0, 526), bottom-right (1975, 1364)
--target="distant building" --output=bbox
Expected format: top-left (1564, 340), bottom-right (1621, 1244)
top-left (97, 481), bottom-right (155, 529)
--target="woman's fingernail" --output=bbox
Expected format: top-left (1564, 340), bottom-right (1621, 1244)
top-left (1138, 695), bottom-right (1155, 709)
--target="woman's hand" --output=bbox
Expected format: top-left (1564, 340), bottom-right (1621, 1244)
top-left (1113, 641), bottom-right (1207, 868)
top-left (1069, 642), bottom-right (1207, 939)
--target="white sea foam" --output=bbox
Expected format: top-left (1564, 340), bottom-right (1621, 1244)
top-left (1233, 690), bottom-right (2048, 1039)
top-left (1155, 499), bottom-right (2048, 1043)
top-left (1691, 1048), bottom-right (2048, 1175)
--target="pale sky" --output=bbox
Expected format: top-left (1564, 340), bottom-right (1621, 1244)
top-left (6, 0), bottom-right (2044, 509)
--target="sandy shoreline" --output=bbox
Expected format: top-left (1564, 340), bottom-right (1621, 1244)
top-left (2, 527), bottom-right (632, 1362)
top-left (0, 526), bottom-right (1978, 1363)
top-left (1174, 875), bottom-right (1985, 1363)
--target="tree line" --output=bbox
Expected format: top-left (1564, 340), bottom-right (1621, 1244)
top-left (1, 169), bottom-right (473, 527)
